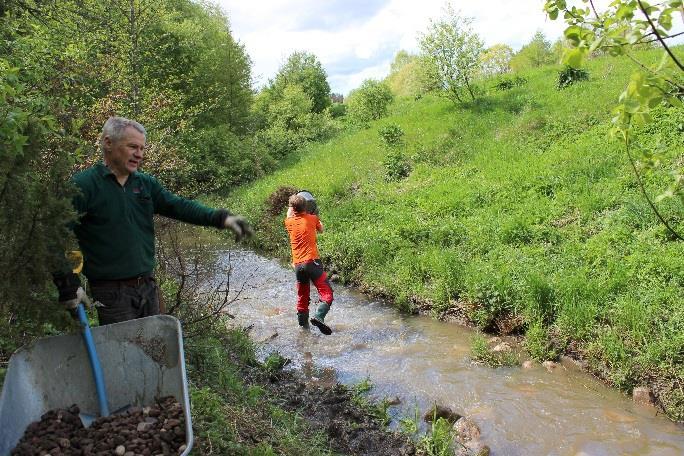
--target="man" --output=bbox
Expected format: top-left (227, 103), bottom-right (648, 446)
top-left (284, 192), bottom-right (333, 335)
top-left (53, 116), bottom-right (252, 325)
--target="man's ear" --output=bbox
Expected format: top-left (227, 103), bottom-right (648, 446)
top-left (102, 135), bottom-right (112, 153)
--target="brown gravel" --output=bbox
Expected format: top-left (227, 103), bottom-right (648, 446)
top-left (11, 396), bottom-right (186, 456)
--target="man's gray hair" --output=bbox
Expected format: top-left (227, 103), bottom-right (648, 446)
top-left (99, 116), bottom-right (146, 153)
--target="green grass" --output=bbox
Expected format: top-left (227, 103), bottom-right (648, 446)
top-left (186, 329), bottom-right (333, 455)
top-left (470, 333), bottom-right (520, 368)
top-left (220, 48), bottom-right (684, 420)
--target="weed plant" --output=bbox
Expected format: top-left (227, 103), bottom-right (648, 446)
top-left (186, 329), bottom-right (333, 454)
top-left (470, 333), bottom-right (520, 368)
top-left (223, 48), bottom-right (684, 420)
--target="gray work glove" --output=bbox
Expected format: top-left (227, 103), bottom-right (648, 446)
top-left (223, 215), bottom-right (254, 242)
top-left (59, 286), bottom-right (92, 310)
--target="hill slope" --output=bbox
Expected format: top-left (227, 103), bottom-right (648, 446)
top-left (220, 49), bottom-right (684, 420)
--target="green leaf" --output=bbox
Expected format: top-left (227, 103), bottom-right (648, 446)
top-left (564, 47), bottom-right (586, 67)
top-left (564, 25), bottom-right (583, 44)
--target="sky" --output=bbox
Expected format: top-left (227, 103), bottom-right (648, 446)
top-left (216, 1), bottom-right (577, 95)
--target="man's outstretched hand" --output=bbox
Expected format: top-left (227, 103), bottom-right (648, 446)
top-left (224, 215), bottom-right (254, 242)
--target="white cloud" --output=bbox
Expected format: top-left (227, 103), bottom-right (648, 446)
top-left (217, 1), bottom-right (575, 95)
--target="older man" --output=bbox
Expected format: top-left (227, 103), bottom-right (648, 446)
top-left (53, 116), bottom-right (252, 324)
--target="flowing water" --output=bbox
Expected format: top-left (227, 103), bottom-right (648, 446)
top-left (212, 248), bottom-right (683, 456)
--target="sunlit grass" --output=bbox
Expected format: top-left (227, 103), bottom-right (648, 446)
top-left (221, 48), bottom-right (684, 419)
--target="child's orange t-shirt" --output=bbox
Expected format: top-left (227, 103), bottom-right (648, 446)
top-left (284, 213), bottom-right (322, 264)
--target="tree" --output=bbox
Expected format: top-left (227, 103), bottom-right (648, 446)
top-left (390, 50), bottom-right (414, 74)
top-left (418, 4), bottom-right (484, 103)
top-left (385, 52), bottom-right (438, 98)
top-left (510, 30), bottom-right (557, 71)
top-left (545, 0), bottom-right (684, 240)
top-left (346, 79), bottom-right (394, 125)
top-left (479, 44), bottom-right (514, 77)
top-left (271, 51), bottom-right (332, 113)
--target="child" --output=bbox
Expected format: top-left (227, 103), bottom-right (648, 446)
top-left (284, 193), bottom-right (333, 335)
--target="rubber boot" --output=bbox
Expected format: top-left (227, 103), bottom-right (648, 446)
top-left (310, 303), bottom-right (332, 335)
top-left (297, 311), bottom-right (309, 329)
top-left (314, 303), bottom-right (330, 322)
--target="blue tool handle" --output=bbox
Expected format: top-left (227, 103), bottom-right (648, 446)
top-left (77, 304), bottom-right (110, 417)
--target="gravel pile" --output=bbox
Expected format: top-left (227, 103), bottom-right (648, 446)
top-left (11, 396), bottom-right (187, 456)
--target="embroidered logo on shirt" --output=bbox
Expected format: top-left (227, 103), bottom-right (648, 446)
top-left (132, 187), bottom-right (141, 194)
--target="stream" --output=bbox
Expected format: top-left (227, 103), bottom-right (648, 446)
top-left (212, 248), bottom-right (683, 456)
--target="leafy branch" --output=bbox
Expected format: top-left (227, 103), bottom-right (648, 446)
top-left (545, 0), bottom-right (684, 240)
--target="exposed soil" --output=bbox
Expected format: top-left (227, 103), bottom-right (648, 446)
top-left (11, 396), bottom-right (186, 456)
top-left (243, 364), bottom-right (417, 456)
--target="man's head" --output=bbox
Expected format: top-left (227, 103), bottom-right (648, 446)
top-left (100, 116), bottom-right (147, 176)
top-left (288, 194), bottom-right (307, 213)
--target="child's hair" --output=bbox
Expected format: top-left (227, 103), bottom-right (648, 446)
top-left (288, 194), bottom-right (307, 213)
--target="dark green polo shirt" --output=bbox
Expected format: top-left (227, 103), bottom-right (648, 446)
top-left (72, 163), bottom-right (225, 280)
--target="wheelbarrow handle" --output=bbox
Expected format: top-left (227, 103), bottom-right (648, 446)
top-left (76, 303), bottom-right (110, 417)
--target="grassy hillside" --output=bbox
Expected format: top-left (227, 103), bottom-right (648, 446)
top-left (218, 49), bottom-right (684, 420)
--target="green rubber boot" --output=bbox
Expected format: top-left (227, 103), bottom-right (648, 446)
top-left (297, 311), bottom-right (309, 329)
top-left (314, 303), bottom-right (330, 322)
top-left (310, 303), bottom-right (332, 335)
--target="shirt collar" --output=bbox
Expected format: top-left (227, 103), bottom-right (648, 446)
top-left (95, 161), bottom-right (138, 180)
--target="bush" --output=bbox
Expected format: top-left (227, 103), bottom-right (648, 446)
top-left (379, 124), bottom-right (405, 148)
top-left (494, 75), bottom-right (528, 91)
top-left (329, 102), bottom-right (347, 118)
top-left (557, 66), bottom-right (589, 89)
top-left (347, 79), bottom-right (394, 125)
top-left (383, 150), bottom-right (411, 181)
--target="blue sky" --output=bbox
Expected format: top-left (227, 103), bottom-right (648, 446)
top-left (216, 1), bottom-right (583, 95)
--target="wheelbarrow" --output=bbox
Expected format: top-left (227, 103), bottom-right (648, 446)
top-left (0, 315), bottom-right (194, 455)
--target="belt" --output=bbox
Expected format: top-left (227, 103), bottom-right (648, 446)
top-left (90, 274), bottom-right (152, 288)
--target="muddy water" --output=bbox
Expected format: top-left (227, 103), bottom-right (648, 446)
top-left (216, 248), bottom-right (683, 456)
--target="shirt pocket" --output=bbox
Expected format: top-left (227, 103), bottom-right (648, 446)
top-left (134, 191), bottom-right (154, 215)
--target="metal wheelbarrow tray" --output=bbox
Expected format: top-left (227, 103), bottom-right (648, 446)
top-left (0, 315), bottom-right (193, 455)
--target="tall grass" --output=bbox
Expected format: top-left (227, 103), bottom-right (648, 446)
top-left (220, 48), bottom-right (684, 420)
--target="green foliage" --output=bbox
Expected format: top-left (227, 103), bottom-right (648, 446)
top-left (383, 150), bottom-right (411, 181)
top-left (185, 328), bottom-right (333, 454)
top-left (525, 322), bottom-right (559, 361)
top-left (271, 51), bottom-right (332, 114)
top-left (479, 43), bottom-right (514, 77)
top-left (418, 3), bottom-right (484, 103)
top-left (329, 102), bottom-right (347, 118)
top-left (557, 65), bottom-right (589, 89)
top-left (263, 352), bottom-right (290, 373)
top-left (545, 0), bottom-right (684, 238)
top-left (0, 59), bottom-right (78, 327)
top-left (379, 124), bottom-right (405, 148)
top-left (347, 79), bottom-right (394, 125)
top-left (226, 47), bottom-right (684, 420)
top-left (470, 333), bottom-right (520, 368)
top-left (385, 53), bottom-right (438, 98)
top-left (494, 75), bottom-right (528, 91)
top-left (1, 0), bottom-right (259, 197)
top-left (254, 84), bottom-right (340, 159)
top-left (510, 30), bottom-right (557, 72)
top-left (418, 418), bottom-right (454, 456)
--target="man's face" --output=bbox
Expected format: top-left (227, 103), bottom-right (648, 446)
top-left (103, 126), bottom-right (145, 176)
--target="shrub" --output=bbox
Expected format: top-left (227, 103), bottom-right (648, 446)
top-left (494, 75), bottom-right (528, 91)
top-left (379, 124), bottom-right (405, 148)
top-left (329, 102), bottom-right (347, 118)
top-left (525, 322), bottom-right (559, 361)
top-left (557, 66), bottom-right (589, 89)
top-left (347, 79), bottom-right (394, 125)
top-left (383, 150), bottom-right (411, 181)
